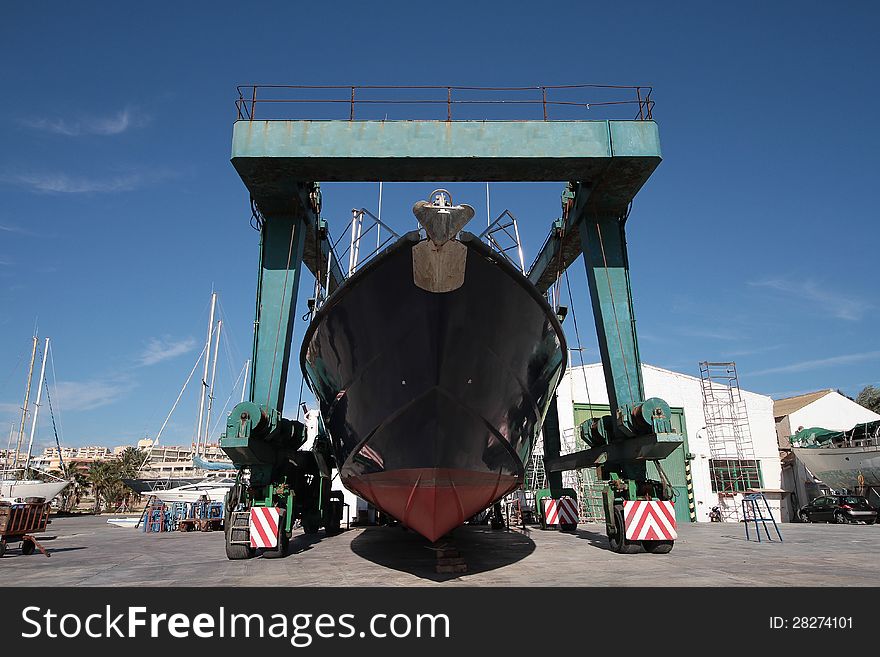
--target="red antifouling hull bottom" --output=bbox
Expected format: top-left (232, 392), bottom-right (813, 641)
top-left (345, 468), bottom-right (520, 542)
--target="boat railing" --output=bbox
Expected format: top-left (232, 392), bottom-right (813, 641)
top-left (478, 209), bottom-right (526, 274)
top-left (311, 208), bottom-right (401, 317)
top-left (235, 84), bottom-right (655, 122)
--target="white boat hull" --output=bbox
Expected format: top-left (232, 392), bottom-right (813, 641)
top-left (153, 482), bottom-right (234, 504)
top-left (793, 446), bottom-right (880, 490)
top-left (0, 480), bottom-right (69, 503)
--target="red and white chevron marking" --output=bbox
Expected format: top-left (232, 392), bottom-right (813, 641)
top-left (542, 496), bottom-right (579, 526)
top-left (249, 507), bottom-right (281, 548)
top-left (623, 500), bottom-right (677, 540)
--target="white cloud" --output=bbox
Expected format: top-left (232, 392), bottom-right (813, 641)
top-left (749, 278), bottom-right (868, 321)
top-left (0, 402), bottom-right (21, 415)
top-left (3, 170), bottom-right (173, 194)
top-left (138, 337), bottom-right (197, 366)
top-left (676, 326), bottom-right (742, 341)
top-left (52, 378), bottom-right (134, 411)
top-left (749, 350), bottom-right (880, 376)
top-left (0, 223), bottom-right (34, 235)
top-left (21, 107), bottom-right (150, 136)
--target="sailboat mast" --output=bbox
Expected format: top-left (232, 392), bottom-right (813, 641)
top-left (241, 359), bottom-right (251, 403)
top-left (24, 337), bottom-right (50, 475)
top-left (203, 319), bottom-right (223, 456)
top-left (12, 335), bottom-right (39, 472)
top-left (4, 424), bottom-right (14, 472)
top-left (195, 292), bottom-right (217, 455)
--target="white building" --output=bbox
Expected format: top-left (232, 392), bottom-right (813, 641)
top-left (551, 363), bottom-right (784, 523)
top-left (774, 389), bottom-right (880, 514)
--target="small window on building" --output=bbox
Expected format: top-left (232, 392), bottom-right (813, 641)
top-left (709, 459), bottom-right (762, 493)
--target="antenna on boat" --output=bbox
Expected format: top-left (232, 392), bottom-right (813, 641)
top-left (486, 182), bottom-right (491, 227)
top-left (377, 182), bottom-right (383, 251)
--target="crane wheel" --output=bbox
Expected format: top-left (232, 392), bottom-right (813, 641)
top-left (262, 529), bottom-right (289, 559)
top-left (608, 507), bottom-right (640, 554)
top-left (642, 540), bottom-right (674, 554)
top-left (225, 518), bottom-right (255, 560)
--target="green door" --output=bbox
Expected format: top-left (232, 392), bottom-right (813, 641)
top-left (572, 403), bottom-right (693, 523)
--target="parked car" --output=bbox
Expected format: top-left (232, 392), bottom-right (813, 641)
top-left (798, 495), bottom-right (877, 524)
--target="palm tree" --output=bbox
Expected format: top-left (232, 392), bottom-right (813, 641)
top-left (86, 461), bottom-right (114, 513)
top-left (116, 446), bottom-right (147, 479)
top-left (61, 470), bottom-right (89, 512)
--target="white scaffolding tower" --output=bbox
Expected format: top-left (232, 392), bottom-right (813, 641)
top-left (699, 361), bottom-right (757, 521)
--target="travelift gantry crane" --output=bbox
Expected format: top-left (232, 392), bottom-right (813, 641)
top-left (220, 84), bottom-right (680, 557)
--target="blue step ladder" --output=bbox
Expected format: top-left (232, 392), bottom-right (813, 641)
top-left (742, 492), bottom-right (782, 542)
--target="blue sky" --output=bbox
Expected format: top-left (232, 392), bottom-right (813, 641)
top-left (1, 1), bottom-right (878, 450)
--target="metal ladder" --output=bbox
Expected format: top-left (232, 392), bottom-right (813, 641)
top-left (742, 492), bottom-right (782, 542)
top-left (227, 510), bottom-right (252, 546)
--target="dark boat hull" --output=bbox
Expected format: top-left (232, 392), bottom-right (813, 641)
top-left (302, 232), bottom-right (566, 541)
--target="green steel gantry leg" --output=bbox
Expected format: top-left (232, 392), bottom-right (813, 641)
top-left (542, 394), bottom-right (564, 492)
top-left (249, 213), bottom-right (307, 415)
top-left (542, 183), bottom-right (682, 552)
top-left (220, 207), bottom-right (341, 560)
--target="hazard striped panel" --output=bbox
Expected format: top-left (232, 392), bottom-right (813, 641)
top-left (623, 501), bottom-right (677, 540)
top-left (249, 507), bottom-right (281, 548)
top-left (542, 496), bottom-right (578, 526)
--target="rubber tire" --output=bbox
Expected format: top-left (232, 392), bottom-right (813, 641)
top-left (21, 539), bottom-right (35, 556)
top-left (302, 518), bottom-right (320, 535)
top-left (262, 529), bottom-right (289, 559)
top-left (225, 522), bottom-right (255, 561)
top-left (642, 540), bottom-right (674, 554)
top-left (0, 539), bottom-right (6, 557)
top-left (799, 511), bottom-right (811, 523)
top-left (608, 508), bottom-right (641, 554)
top-left (834, 511), bottom-right (849, 524)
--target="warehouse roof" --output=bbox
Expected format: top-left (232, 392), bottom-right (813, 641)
top-left (773, 389), bottom-right (833, 418)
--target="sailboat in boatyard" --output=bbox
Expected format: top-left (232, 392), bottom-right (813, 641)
top-left (123, 291), bottom-right (238, 494)
top-left (1, 334), bottom-right (71, 503)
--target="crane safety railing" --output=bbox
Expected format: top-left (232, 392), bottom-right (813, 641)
top-left (235, 84), bottom-right (654, 122)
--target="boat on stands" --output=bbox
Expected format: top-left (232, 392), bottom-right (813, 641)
top-left (302, 191), bottom-right (567, 541)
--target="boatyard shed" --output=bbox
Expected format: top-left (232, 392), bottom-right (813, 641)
top-left (551, 363), bottom-right (784, 522)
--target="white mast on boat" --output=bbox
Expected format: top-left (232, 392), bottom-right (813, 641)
top-left (195, 292), bottom-right (217, 456)
top-left (24, 337), bottom-right (50, 475)
top-left (4, 423), bottom-right (14, 472)
top-left (203, 318), bottom-right (223, 455)
top-left (241, 359), bottom-right (251, 403)
top-left (12, 335), bottom-right (39, 472)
